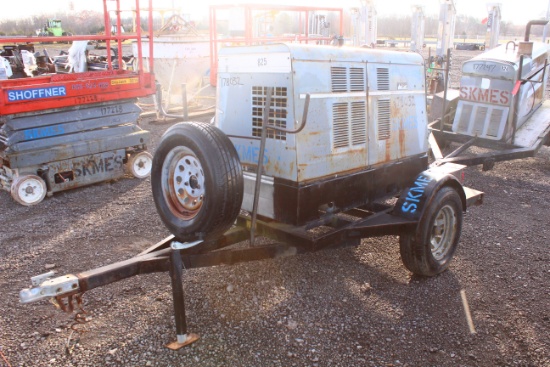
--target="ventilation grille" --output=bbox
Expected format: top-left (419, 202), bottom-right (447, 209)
top-left (472, 106), bottom-right (489, 136)
top-left (455, 103), bottom-right (474, 133)
top-left (331, 67), bottom-right (347, 92)
top-left (332, 101), bottom-right (367, 149)
top-left (350, 68), bottom-right (365, 91)
top-left (376, 68), bottom-right (390, 91)
top-left (453, 102), bottom-right (508, 140)
top-left (487, 108), bottom-right (504, 137)
top-left (331, 66), bottom-right (366, 92)
top-left (351, 102), bottom-right (367, 145)
top-left (377, 99), bottom-right (391, 140)
top-left (251, 86), bottom-right (288, 141)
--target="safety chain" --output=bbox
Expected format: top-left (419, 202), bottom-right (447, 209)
top-left (50, 293), bottom-right (90, 355)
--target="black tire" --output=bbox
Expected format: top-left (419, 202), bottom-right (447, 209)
top-left (151, 122), bottom-right (243, 250)
top-left (399, 186), bottom-right (463, 276)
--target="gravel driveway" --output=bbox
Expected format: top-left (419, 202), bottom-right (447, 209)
top-left (0, 50), bottom-right (549, 367)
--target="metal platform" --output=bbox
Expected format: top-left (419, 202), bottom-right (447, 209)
top-left (429, 99), bottom-right (550, 170)
top-left (513, 100), bottom-right (550, 148)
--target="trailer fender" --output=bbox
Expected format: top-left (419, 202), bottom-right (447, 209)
top-left (393, 170), bottom-right (467, 223)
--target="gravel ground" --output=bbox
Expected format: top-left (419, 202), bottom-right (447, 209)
top-left (0, 49), bottom-right (549, 367)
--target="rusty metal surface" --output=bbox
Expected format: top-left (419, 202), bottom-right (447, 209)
top-left (42, 149), bottom-right (127, 193)
top-left (165, 334), bottom-right (200, 351)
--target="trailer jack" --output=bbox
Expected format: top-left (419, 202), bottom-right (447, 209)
top-left (20, 237), bottom-right (209, 350)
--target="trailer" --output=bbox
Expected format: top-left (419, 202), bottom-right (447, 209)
top-left (429, 20), bottom-right (550, 170)
top-left (20, 42), bottom-right (484, 350)
top-left (0, 0), bottom-right (156, 205)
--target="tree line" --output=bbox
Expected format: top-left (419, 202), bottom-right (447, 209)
top-left (0, 11), bottom-right (539, 39)
top-left (377, 14), bottom-right (536, 40)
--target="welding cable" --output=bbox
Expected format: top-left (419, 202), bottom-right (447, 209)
top-left (0, 349), bottom-right (13, 367)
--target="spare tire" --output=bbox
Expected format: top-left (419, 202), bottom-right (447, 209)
top-left (151, 122), bottom-right (243, 249)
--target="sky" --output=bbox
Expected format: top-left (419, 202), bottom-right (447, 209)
top-left (2, 0), bottom-right (548, 26)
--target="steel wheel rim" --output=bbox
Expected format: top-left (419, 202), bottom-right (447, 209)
top-left (430, 204), bottom-right (457, 261)
top-left (161, 146), bottom-right (205, 220)
top-left (14, 176), bottom-right (45, 205)
top-left (132, 152), bottom-right (152, 178)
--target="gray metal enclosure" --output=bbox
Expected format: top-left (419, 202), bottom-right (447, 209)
top-left (216, 43), bottom-right (429, 225)
top-left (452, 41), bottom-right (549, 143)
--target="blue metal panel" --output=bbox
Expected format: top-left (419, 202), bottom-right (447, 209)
top-left (217, 53), bottom-right (298, 181)
top-left (0, 99), bottom-right (149, 168)
top-left (292, 59), bottom-right (368, 182)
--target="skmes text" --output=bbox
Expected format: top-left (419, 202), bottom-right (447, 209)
top-left (73, 155), bottom-right (124, 177)
top-left (459, 87), bottom-right (510, 105)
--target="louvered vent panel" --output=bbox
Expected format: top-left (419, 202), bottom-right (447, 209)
top-left (350, 101), bottom-right (367, 145)
top-left (486, 108), bottom-right (503, 137)
top-left (377, 99), bottom-right (391, 140)
top-left (251, 86), bottom-right (288, 141)
top-left (332, 102), bottom-right (349, 148)
top-left (350, 67), bottom-right (366, 92)
top-left (455, 103), bottom-right (474, 133)
top-left (377, 68), bottom-right (390, 91)
top-left (331, 67), bottom-right (347, 92)
top-left (472, 106), bottom-right (489, 135)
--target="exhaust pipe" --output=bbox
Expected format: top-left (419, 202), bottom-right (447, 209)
top-left (524, 20), bottom-right (549, 42)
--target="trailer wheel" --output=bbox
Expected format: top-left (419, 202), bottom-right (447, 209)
top-left (11, 175), bottom-right (47, 206)
top-left (151, 122), bottom-right (243, 250)
top-left (399, 186), bottom-right (463, 276)
top-left (128, 151), bottom-right (153, 179)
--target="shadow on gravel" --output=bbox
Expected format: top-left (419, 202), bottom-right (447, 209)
top-left (0, 175), bottom-right (163, 275)
top-left (143, 239), bottom-right (487, 366)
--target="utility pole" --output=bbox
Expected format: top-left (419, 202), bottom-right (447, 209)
top-left (484, 3), bottom-right (501, 49)
top-left (543, 0), bottom-right (550, 42)
top-left (361, 0), bottom-right (378, 47)
top-left (436, 0), bottom-right (456, 58)
top-left (410, 5), bottom-right (425, 52)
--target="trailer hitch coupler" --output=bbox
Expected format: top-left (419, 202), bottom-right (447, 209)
top-left (20, 273), bottom-right (80, 304)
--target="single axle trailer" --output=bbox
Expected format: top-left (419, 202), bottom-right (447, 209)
top-left (21, 43), bottom-right (484, 349)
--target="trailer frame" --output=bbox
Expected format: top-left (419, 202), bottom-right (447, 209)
top-left (20, 174), bottom-right (483, 349)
